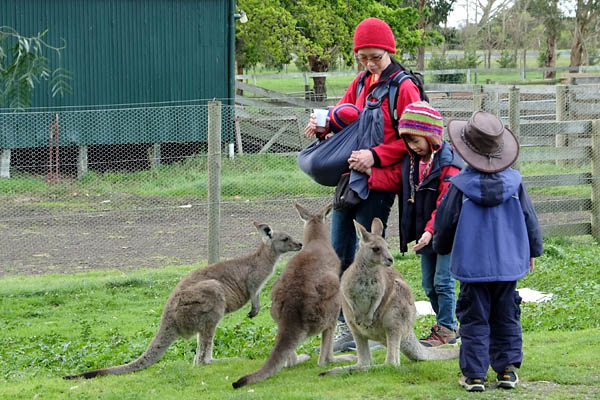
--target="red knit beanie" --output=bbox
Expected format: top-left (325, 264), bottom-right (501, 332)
top-left (353, 18), bottom-right (396, 54)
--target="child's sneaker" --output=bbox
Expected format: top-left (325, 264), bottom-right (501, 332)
top-left (332, 322), bottom-right (354, 353)
top-left (420, 324), bottom-right (458, 347)
top-left (497, 365), bottom-right (519, 389)
top-left (458, 376), bottom-right (485, 392)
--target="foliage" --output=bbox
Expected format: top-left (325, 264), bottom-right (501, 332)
top-left (0, 27), bottom-right (72, 109)
top-left (236, 0), bottom-right (438, 97)
top-left (498, 49), bottom-right (518, 68)
top-left (537, 49), bottom-right (560, 68)
top-left (234, 0), bottom-right (301, 71)
top-left (427, 51), bottom-right (480, 83)
top-left (589, 48), bottom-right (600, 65)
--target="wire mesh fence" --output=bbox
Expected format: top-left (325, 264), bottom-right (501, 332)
top-left (1, 83), bottom-right (599, 276)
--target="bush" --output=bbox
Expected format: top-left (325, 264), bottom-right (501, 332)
top-left (427, 52), bottom-right (480, 83)
top-left (498, 49), bottom-right (517, 69)
top-left (588, 48), bottom-right (600, 66)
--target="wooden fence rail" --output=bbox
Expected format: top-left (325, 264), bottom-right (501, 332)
top-left (232, 82), bottom-right (600, 240)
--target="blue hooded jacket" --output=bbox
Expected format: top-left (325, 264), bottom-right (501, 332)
top-left (433, 166), bottom-right (543, 283)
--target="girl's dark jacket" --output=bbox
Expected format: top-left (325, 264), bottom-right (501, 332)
top-left (432, 166), bottom-right (544, 282)
top-left (399, 140), bottom-right (464, 254)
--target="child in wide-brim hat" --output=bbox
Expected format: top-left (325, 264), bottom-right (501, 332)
top-left (432, 111), bottom-right (544, 392)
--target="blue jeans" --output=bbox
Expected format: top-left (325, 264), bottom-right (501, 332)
top-left (331, 190), bottom-right (396, 322)
top-left (420, 252), bottom-right (457, 331)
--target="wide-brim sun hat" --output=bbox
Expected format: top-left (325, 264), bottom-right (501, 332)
top-left (447, 111), bottom-right (519, 173)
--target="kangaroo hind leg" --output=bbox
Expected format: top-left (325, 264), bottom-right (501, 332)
top-left (174, 281), bottom-right (226, 365)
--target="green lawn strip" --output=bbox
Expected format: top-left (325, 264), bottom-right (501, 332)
top-left (0, 155), bottom-right (332, 202)
top-left (0, 330), bottom-right (597, 400)
top-left (1, 237), bottom-right (599, 399)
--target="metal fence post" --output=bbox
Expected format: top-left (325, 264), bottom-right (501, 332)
top-left (472, 85), bottom-right (483, 112)
top-left (508, 86), bottom-right (520, 171)
top-left (77, 146), bottom-right (88, 180)
top-left (149, 143), bottom-right (161, 169)
top-left (1, 149), bottom-right (10, 178)
top-left (207, 100), bottom-right (222, 263)
top-left (592, 120), bottom-right (600, 241)
top-left (556, 85), bottom-right (569, 166)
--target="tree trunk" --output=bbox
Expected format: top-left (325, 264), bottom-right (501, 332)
top-left (544, 36), bottom-right (557, 79)
top-left (416, 0), bottom-right (426, 70)
top-left (308, 57), bottom-right (329, 102)
top-left (417, 46), bottom-right (425, 70)
top-left (570, 30), bottom-right (584, 67)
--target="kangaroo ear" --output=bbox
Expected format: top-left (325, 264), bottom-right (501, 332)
top-left (353, 220), bottom-right (369, 242)
top-left (371, 218), bottom-right (384, 236)
top-left (255, 222), bottom-right (273, 239)
top-left (294, 202), bottom-right (312, 222)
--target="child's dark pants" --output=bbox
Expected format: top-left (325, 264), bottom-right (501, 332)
top-left (456, 281), bottom-right (523, 378)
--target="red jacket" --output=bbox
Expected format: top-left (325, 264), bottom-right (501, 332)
top-left (337, 67), bottom-right (421, 193)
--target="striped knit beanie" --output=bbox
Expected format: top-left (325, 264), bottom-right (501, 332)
top-left (398, 101), bottom-right (444, 150)
top-left (328, 103), bottom-right (360, 133)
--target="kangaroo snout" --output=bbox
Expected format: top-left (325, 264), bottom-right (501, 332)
top-left (384, 256), bottom-right (394, 266)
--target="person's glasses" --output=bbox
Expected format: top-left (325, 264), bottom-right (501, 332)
top-left (355, 52), bottom-right (387, 63)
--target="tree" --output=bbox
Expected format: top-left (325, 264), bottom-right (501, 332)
top-left (527, 0), bottom-right (563, 78)
top-left (235, 0), bottom-right (302, 74)
top-left (236, 0), bottom-right (434, 99)
top-left (0, 27), bottom-right (71, 109)
top-left (402, 0), bottom-right (453, 69)
top-left (569, 0), bottom-right (600, 67)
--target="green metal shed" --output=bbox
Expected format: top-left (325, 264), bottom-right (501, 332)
top-left (0, 0), bottom-right (236, 149)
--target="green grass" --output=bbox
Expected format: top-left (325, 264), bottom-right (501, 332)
top-left (2, 156), bottom-right (590, 203)
top-left (1, 236), bottom-right (599, 399)
top-left (244, 53), bottom-right (575, 96)
top-left (0, 155), bottom-right (332, 201)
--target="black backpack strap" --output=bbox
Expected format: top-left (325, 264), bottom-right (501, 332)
top-left (387, 69), bottom-right (430, 136)
top-left (355, 71), bottom-right (367, 100)
top-left (387, 71), bottom-right (412, 135)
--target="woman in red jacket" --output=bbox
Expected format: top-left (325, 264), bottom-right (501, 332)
top-left (305, 17), bottom-right (421, 352)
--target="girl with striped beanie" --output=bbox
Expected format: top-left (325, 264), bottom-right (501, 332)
top-left (397, 101), bottom-right (465, 348)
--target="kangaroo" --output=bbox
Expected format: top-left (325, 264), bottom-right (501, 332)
top-left (321, 218), bottom-right (459, 376)
top-left (64, 222), bottom-right (302, 380)
top-left (232, 203), bottom-right (356, 389)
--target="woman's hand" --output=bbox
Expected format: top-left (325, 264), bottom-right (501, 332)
top-left (304, 114), bottom-right (328, 138)
top-left (412, 231), bottom-right (432, 251)
top-left (304, 113), bottom-right (318, 138)
top-left (348, 149), bottom-right (374, 173)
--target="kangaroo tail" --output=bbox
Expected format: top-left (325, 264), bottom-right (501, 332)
top-left (63, 324), bottom-right (179, 379)
top-left (232, 328), bottom-right (304, 389)
top-left (400, 331), bottom-right (460, 361)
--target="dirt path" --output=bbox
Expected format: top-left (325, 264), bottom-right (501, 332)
top-left (0, 195), bottom-right (401, 277)
top-left (0, 192), bottom-right (586, 278)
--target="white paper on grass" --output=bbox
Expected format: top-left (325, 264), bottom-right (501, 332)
top-left (415, 288), bottom-right (552, 317)
top-left (517, 287), bottom-right (553, 303)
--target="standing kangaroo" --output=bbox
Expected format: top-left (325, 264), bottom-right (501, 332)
top-left (321, 218), bottom-right (459, 376)
top-left (64, 222), bottom-right (302, 379)
top-left (232, 203), bottom-right (356, 389)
